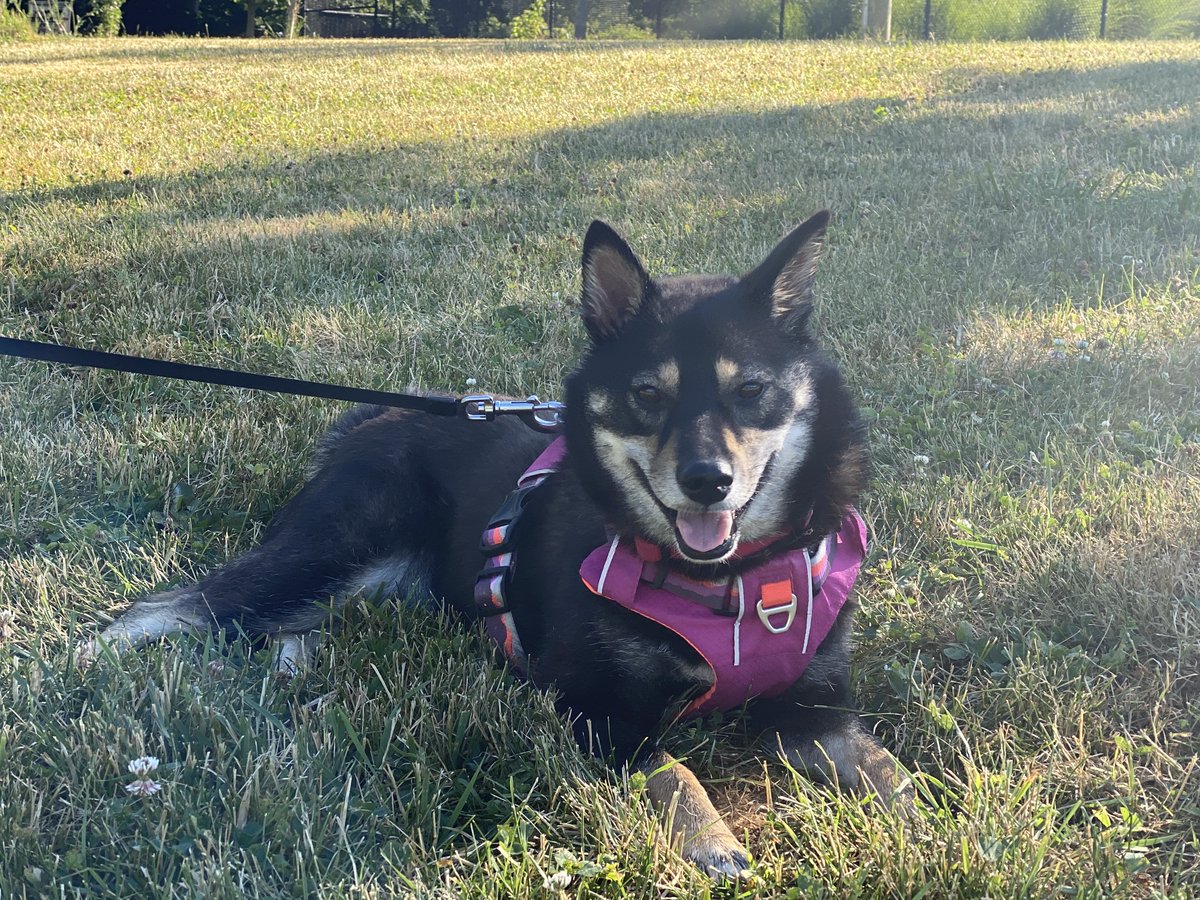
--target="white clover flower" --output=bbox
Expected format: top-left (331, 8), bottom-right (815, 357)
top-left (543, 872), bottom-right (572, 889)
top-left (1052, 338), bottom-right (1066, 348)
top-left (465, 377), bottom-right (477, 387)
top-left (1100, 420), bottom-right (1111, 429)
top-left (1080, 355), bottom-right (1092, 362)
top-left (912, 454), bottom-right (931, 466)
top-left (125, 778), bottom-right (162, 797)
top-left (1075, 339), bottom-right (1089, 349)
top-left (127, 756), bottom-right (160, 777)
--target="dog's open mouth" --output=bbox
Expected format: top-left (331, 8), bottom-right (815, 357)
top-left (632, 454), bottom-right (778, 563)
top-left (671, 509), bottom-right (737, 561)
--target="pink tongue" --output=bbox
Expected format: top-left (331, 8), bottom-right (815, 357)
top-left (675, 510), bottom-right (734, 553)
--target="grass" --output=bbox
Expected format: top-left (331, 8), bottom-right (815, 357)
top-left (1, 36), bottom-right (1198, 897)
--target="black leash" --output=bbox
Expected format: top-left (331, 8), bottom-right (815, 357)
top-left (0, 336), bottom-right (565, 433)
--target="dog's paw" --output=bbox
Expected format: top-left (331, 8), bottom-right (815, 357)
top-left (270, 633), bottom-right (321, 677)
top-left (75, 637), bottom-right (105, 670)
top-left (685, 833), bottom-right (753, 881)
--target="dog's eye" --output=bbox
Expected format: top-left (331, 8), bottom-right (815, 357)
top-left (737, 380), bottom-right (765, 400)
top-left (633, 385), bottom-right (664, 407)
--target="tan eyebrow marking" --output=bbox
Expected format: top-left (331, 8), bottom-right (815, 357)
top-left (655, 359), bottom-right (680, 392)
top-left (586, 390), bottom-right (611, 415)
top-left (716, 357), bottom-right (740, 389)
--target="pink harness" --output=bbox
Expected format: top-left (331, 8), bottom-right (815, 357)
top-left (475, 438), bottom-right (868, 720)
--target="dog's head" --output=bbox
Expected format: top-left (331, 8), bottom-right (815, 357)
top-left (564, 211), bottom-right (867, 565)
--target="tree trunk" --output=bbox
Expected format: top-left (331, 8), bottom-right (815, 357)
top-left (244, 0), bottom-right (257, 37)
top-left (574, 0), bottom-right (588, 38)
top-left (286, 0), bottom-right (302, 37)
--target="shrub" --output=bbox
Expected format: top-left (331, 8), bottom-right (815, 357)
top-left (0, 4), bottom-right (35, 41)
top-left (1023, 0), bottom-right (1091, 38)
top-left (84, 0), bottom-right (123, 36)
top-left (591, 22), bottom-right (656, 40)
top-left (509, 0), bottom-right (547, 39)
top-left (1109, 0), bottom-right (1200, 38)
top-left (687, 0), bottom-right (776, 39)
top-left (797, 0), bottom-right (858, 39)
top-left (474, 14), bottom-right (508, 37)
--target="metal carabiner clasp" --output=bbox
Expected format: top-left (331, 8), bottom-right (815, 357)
top-left (460, 394), bottom-right (565, 434)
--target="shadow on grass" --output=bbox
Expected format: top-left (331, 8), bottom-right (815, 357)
top-left (4, 54), bottom-right (1197, 322)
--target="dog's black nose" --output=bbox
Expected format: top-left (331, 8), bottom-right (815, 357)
top-left (677, 460), bottom-right (734, 505)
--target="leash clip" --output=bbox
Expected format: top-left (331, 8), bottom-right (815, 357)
top-left (460, 394), bottom-right (565, 433)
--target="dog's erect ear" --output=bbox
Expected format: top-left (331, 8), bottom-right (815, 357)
top-left (580, 220), bottom-right (651, 343)
top-left (742, 210), bottom-right (830, 334)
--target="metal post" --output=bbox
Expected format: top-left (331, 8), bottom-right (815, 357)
top-left (1099, 0), bottom-right (1108, 37)
top-left (779, 0), bottom-right (785, 39)
top-left (547, 0), bottom-right (554, 36)
top-left (923, 0), bottom-right (932, 39)
top-left (655, 0), bottom-right (663, 38)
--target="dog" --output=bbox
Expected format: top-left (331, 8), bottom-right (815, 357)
top-left (81, 210), bottom-right (910, 878)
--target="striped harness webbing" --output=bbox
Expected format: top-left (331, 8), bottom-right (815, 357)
top-left (472, 440), bottom-right (563, 676)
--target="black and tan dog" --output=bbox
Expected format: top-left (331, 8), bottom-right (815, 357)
top-left (82, 211), bottom-right (909, 878)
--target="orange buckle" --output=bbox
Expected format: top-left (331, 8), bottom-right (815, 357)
top-left (757, 579), bottom-right (796, 634)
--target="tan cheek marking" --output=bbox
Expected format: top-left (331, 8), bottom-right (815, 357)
top-left (789, 373), bottom-right (815, 410)
top-left (723, 424), bottom-right (748, 471)
top-left (650, 429), bottom-right (682, 498)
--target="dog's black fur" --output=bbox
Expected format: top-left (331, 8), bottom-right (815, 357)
top-left (85, 212), bottom-right (908, 877)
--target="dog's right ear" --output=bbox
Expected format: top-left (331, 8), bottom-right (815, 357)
top-left (580, 221), bottom-right (651, 343)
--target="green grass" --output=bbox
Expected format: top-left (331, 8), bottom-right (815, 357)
top-left (1, 37), bottom-right (1198, 897)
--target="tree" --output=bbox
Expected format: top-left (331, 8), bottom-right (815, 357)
top-left (428, 0), bottom-right (507, 36)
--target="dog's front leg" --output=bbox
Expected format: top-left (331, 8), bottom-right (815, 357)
top-left (767, 706), bottom-right (913, 810)
top-left (639, 749), bottom-right (751, 880)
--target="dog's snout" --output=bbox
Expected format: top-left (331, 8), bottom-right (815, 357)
top-left (677, 460), bottom-right (734, 505)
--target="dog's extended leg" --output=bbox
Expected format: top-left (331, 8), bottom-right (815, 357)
top-left (77, 586), bottom-right (208, 666)
top-left (639, 749), bottom-right (751, 880)
top-left (81, 409), bottom-right (441, 669)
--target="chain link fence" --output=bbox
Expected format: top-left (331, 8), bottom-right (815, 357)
top-left (549, 0), bottom-right (1200, 40)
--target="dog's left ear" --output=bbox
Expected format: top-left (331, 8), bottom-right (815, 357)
top-left (580, 220), bottom-right (651, 343)
top-left (742, 210), bottom-right (830, 334)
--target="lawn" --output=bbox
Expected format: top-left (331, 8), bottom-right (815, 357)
top-left (1, 36), bottom-right (1198, 898)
